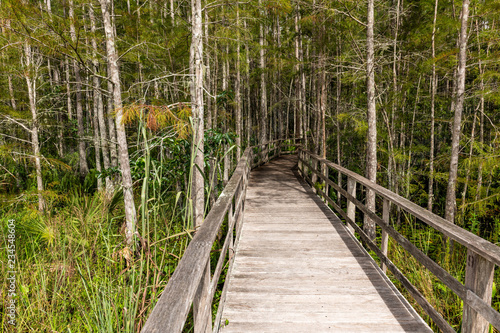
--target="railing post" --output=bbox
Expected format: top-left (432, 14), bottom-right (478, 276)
top-left (302, 151), bottom-right (311, 177)
top-left (461, 250), bottom-right (495, 333)
top-left (237, 166), bottom-right (249, 240)
top-left (323, 162), bottom-right (329, 202)
top-left (228, 203), bottom-right (235, 261)
top-left (381, 198), bottom-right (389, 273)
top-left (337, 170), bottom-right (342, 205)
top-left (193, 260), bottom-right (212, 333)
top-left (298, 150), bottom-right (303, 176)
top-left (311, 158), bottom-right (318, 192)
top-left (346, 177), bottom-right (356, 235)
top-left (209, 157), bottom-right (217, 208)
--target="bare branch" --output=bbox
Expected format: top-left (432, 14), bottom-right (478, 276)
top-left (1, 115), bottom-right (33, 133)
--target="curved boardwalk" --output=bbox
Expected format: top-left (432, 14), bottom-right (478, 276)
top-left (219, 155), bottom-right (432, 332)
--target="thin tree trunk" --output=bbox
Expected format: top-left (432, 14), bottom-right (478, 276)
top-left (336, 39), bottom-right (342, 203)
top-left (106, 64), bottom-right (118, 168)
top-left (428, 0), bottom-right (439, 212)
top-left (64, 57), bottom-right (73, 120)
top-left (69, 0), bottom-right (89, 178)
top-left (170, 0), bottom-right (175, 25)
top-left (212, 42), bottom-right (218, 128)
top-left (460, 106), bottom-right (477, 220)
top-left (24, 43), bottom-right (45, 212)
top-left (204, 9), bottom-right (212, 130)
top-left (286, 78), bottom-right (293, 139)
top-left (8, 75), bottom-right (16, 110)
top-left (445, 0), bottom-right (470, 224)
top-left (222, 46), bottom-right (229, 185)
top-left (475, 23), bottom-right (486, 203)
top-left (406, 76), bottom-right (421, 198)
top-left (294, 3), bottom-right (303, 139)
top-left (92, 97), bottom-right (103, 191)
top-left (300, 40), bottom-right (306, 144)
top-left (259, 0), bottom-right (268, 155)
top-left (235, 3), bottom-right (242, 157)
top-left (89, 3), bottom-right (112, 192)
top-left (365, 0), bottom-right (377, 241)
top-left (317, 23), bottom-right (327, 158)
top-left (245, 19), bottom-right (251, 145)
top-left (388, 0), bottom-right (400, 194)
top-left (100, 0), bottom-right (138, 246)
top-left (276, 16), bottom-right (283, 140)
top-left (190, 0), bottom-right (205, 228)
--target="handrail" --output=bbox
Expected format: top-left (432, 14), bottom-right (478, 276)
top-left (298, 148), bottom-right (500, 333)
top-left (141, 139), bottom-right (301, 333)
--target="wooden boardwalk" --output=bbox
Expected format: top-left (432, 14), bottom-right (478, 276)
top-left (219, 155), bottom-right (432, 332)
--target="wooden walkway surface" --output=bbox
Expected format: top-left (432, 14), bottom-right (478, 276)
top-left (219, 155), bottom-right (432, 332)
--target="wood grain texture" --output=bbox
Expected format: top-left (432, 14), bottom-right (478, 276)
top-left (218, 155), bottom-right (432, 332)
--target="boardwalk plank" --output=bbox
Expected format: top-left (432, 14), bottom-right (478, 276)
top-left (219, 155), bottom-right (432, 332)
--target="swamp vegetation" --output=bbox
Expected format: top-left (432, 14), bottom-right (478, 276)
top-left (1, 0), bottom-right (500, 331)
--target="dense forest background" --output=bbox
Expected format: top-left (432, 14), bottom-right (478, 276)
top-left (1, 0), bottom-right (499, 331)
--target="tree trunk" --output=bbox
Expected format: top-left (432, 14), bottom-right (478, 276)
top-left (317, 24), bottom-right (327, 158)
top-left (204, 9), bottom-right (212, 130)
top-left (89, 4), bottom-right (112, 192)
top-left (24, 43), bottom-right (45, 213)
top-left (8, 75), bottom-right (16, 110)
top-left (460, 106), bottom-right (477, 220)
top-left (69, 0), bottom-right (89, 178)
top-left (64, 57), bottom-right (73, 120)
top-left (100, 0), bottom-right (138, 246)
top-left (259, 0), bottom-right (268, 154)
top-left (428, 0), bottom-right (439, 212)
top-left (365, 0), bottom-right (377, 241)
top-left (475, 23), bottom-right (486, 203)
top-left (294, 3), bottom-right (303, 139)
top-left (92, 97), bottom-right (103, 191)
top-left (445, 0), bottom-right (470, 224)
top-left (106, 63), bottom-right (119, 168)
top-left (276, 16), bottom-right (284, 140)
top-left (235, 3), bottom-right (242, 157)
top-left (336, 39), bottom-right (342, 203)
top-left (406, 76), bottom-right (421, 198)
top-left (245, 19), bottom-right (252, 146)
top-left (170, 0), bottom-right (175, 25)
top-left (190, 0), bottom-right (205, 228)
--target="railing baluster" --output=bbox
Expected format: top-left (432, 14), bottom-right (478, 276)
top-left (193, 260), bottom-right (212, 333)
top-left (298, 151), bottom-right (303, 175)
top-left (311, 158), bottom-right (318, 192)
top-left (462, 250), bottom-right (495, 333)
top-left (346, 177), bottom-right (356, 235)
top-left (323, 162), bottom-right (329, 202)
top-left (381, 198), bottom-right (389, 273)
top-left (337, 170), bottom-right (342, 205)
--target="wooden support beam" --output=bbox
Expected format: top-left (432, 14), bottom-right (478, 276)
top-left (346, 177), bottom-right (356, 235)
top-left (381, 198), bottom-right (389, 273)
top-left (193, 261), bottom-right (212, 333)
top-left (462, 250), bottom-right (495, 333)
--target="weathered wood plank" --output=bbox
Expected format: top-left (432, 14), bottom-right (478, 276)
top-left (219, 321), bottom-right (431, 333)
top-left (219, 155), bottom-right (431, 332)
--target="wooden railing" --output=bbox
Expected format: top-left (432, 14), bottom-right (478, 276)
top-left (298, 148), bottom-right (500, 333)
top-left (141, 139), bottom-right (300, 333)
